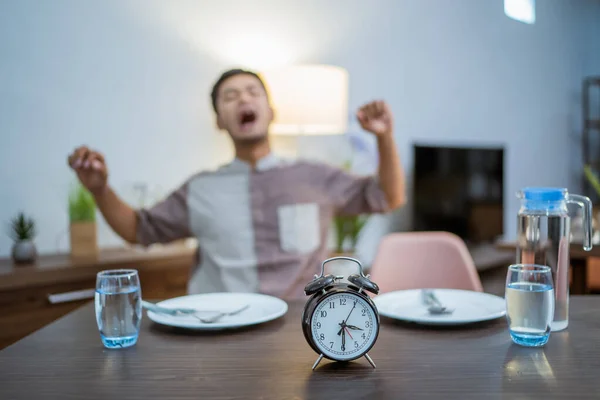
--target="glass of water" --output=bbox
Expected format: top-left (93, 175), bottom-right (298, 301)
top-left (505, 264), bottom-right (555, 347)
top-left (95, 269), bottom-right (142, 349)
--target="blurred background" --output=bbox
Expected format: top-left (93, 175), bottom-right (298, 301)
top-left (0, 0), bottom-right (599, 263)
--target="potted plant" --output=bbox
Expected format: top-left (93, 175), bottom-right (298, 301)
top-left (333, 214), bottom-right (368, 256)
top-left (331, 135), bottom-right (376, 257)
top-left (68, 182), bottom-right (98, 258)
top-left (8, 212), bottom-right (37, 265)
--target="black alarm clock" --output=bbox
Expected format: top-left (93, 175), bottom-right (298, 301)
top-left (301, 256), bottom-right (380, 370)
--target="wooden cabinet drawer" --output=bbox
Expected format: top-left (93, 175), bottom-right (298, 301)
top-left (0, 244), bottom-right (195, 350)
top-left (0, 279), bottom-right (95, 349)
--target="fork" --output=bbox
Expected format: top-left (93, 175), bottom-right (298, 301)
top-left (142, 300), bottom-right (249, 320)
top-left (192, 305), bottom-right (250, 323)
top-left (142, 300), bottom-right (201, 316)
top-left (421, 289), bottom-right (454, 315)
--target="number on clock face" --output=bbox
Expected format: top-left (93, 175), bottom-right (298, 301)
top-left (311, 293), bottom-right (378, 361)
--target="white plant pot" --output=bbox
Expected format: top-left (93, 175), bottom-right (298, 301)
top-left (12, 240), bottom-right (37, 265)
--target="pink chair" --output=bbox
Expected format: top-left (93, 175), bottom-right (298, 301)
top-left (368, 231), bottom-right (484, 293)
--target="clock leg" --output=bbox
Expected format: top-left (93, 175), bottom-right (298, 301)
top-left (364, 353), bottom-right (376, 369)
top-left (312, 354), bottom-right (324, 370)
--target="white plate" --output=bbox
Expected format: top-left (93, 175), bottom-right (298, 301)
top-left (373, 289), bottom-right (506, 326)
top-left (146, 292), bottom-right (288, 330)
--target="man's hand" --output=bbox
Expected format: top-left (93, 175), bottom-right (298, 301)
top-left (357, 99), bottom-right (405, 210)
top-left (68, 146), bottom-right (108, 195)
top-left (356, 100), bottom-right (393, 137)
top-left (67, 146), bottom-right (138, 243)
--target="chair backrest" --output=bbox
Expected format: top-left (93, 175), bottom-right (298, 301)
top-left (368, 231), bottom-right (484, 293)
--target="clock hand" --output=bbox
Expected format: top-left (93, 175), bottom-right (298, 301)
top-left (343, 301), bottom-right (357, 325)
top-left (341, 326), bottom-right (346, 351)
top-left (346, 324), bottom-right (364, 331)
top-left (338, 301), bottom-right (358, 336)
top-left (337, 320), bottom-right (345, 336)
top-left (344, 326), bottom-right (353, 340)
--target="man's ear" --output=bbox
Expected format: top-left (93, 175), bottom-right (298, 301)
top-left (268, 106), bottom-right (275, 123)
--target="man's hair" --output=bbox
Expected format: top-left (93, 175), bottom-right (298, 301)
top-left (210, 68), bottom-right (268, 113)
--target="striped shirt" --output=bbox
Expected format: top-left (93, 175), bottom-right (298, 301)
top-left (135, 153), bottom-right (389, 299)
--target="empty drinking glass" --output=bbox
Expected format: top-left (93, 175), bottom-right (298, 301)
top-left (505, 264), bottom-right (555, 347)
top-left (95, 269), bottom-right (142, 349)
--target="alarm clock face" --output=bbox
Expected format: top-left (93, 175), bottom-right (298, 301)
top-left (310, 292), bottom-right (379, 361)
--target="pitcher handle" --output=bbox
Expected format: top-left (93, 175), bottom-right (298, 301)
top-left (567, 194), bottom-right (593, 251)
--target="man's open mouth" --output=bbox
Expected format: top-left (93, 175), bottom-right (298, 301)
top-left (238, 110), bottom-right (257, 129)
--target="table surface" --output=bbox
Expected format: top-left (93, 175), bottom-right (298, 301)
top-left (1, 298), bottom-right (600, 400)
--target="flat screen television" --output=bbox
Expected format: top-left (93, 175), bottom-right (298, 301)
top-left (412, 144), bottom-right (504, 243)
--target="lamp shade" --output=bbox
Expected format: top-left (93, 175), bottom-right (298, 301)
top-left (260, 65), bottom-right (349, 135)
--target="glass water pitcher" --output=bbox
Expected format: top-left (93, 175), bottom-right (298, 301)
top-left (516, 187), bottom-right (593, 331)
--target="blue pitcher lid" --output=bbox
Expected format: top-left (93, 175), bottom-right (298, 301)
top-left (520, 187), bottom-right (567, 202)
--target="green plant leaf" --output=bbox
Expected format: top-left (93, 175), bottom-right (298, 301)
top-left (333, 216), bottom-right (348, 253)
top-left (333, 214), bottom-right (369, 253)
top-left (584, 165), bottom-right (600, 197)
top-left (68, 182), bottom-right (97, 222)
top-left (8, 212), bottom-right (36, 241)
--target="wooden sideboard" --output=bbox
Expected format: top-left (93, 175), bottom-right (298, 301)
top-left (495, 240), bottom-right (600, 294)
top-left (0, 244), bottom-right (196, 350)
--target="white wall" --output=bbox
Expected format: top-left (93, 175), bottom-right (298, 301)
top-left (583, 0), bottom-right (600, 77)
top-left (0, 0), bottom-right (599, 258)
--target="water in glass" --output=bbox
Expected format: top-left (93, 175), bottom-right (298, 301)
top-left (517, 213), bottom-right (568, 330)
top-left (95, 269), bottom-right (142, 349)
top-left (505, 264), bottom-right (554, 347)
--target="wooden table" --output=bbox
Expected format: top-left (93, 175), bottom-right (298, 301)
top-left (495, 240), bottom-right (600, 295)
top-left (1, 299), bottom-right (600, 399)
